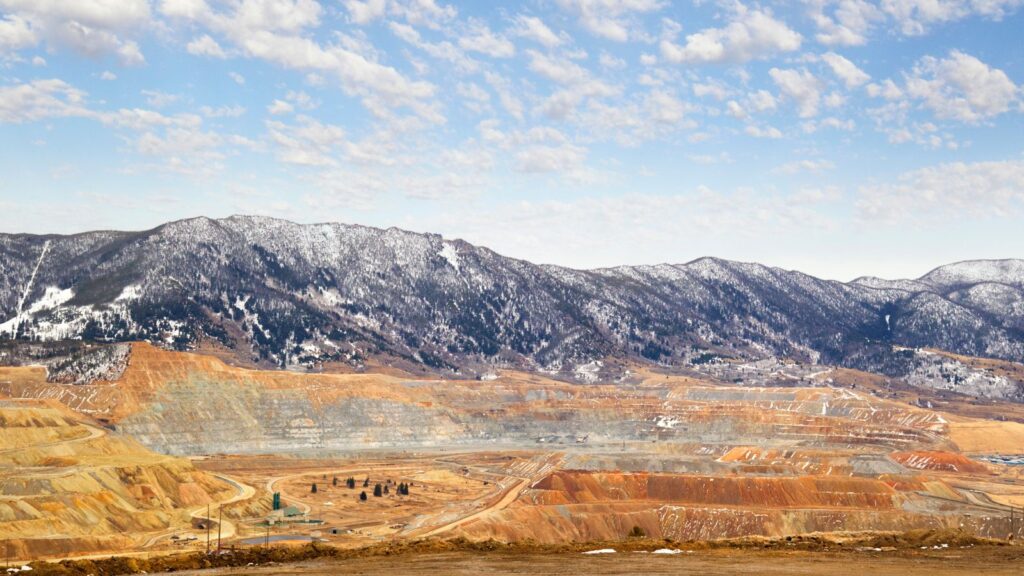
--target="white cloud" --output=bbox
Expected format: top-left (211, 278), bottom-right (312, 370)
top-left (578, 89), bottom-right (696, 146)
top-left (770, 68), bottom-right (823, 118)
top-left (748, 89), bottom-right (778, 112)
top-left (458, 21), bottom-right (515, 58)
top-left (811, 0), bottom-right (1024, 46)
top-left (391, 0), bottom-right (457, 30)
top-left (229, 71), bottom-right (246, 85)
top-left (187, 34), bottom-right (226, 58)
top-left (484, 72), bottom-right (524, 121)
top-left (745, 124), bottom-right (783, 138)
top-left (773, 159), bottom-right (836, 174)
top-left (810, 0), bottom-right (883, 46)
top-left (818, 116), bottom-right (856, 130)
top-left (527, 49), bottom-right (590, 84)
top-left (821, 52), bottom-right (870, 88)
top-left (555, 0), bottom-right (665, 42)
top-left (456, 82), bottom-right (489, 103)
top-left (883, 0), bottom-right (1024, 36)
top-left (661, 6), bottom-right (801, 64)
top-left (0, 14), bottom-right (36, 54)
top-left (512, 15), bottom-right (565, 48)
top-left (857, 158), bottom-right (1024, 223)
top-left (0, 78), bottom-right (90, 123)
top-left (141, 89), bottom-right (180, 108)
top-left (598, 51), bottom-right (626, 69)
top-left (389, 21), bottom-right (479, 74)
top-left (903, 50), bottom-right (1019, 123)
top-left (160, 0), bottom-right (442, 123)
top-left (343, 0), bottom-right (388, 24)
top-left (688, 152), bottom-right (733, 165)
top-left (268, 99), bottom-right (294, 115)
top-left (515, 142), bottom-right (587, 174)
top-left (0, 76), bottom-right (254, 177)
top-left (692, 80), bottom-right (730, 101)
top-left (0, 0), bottom-right (150, 64)
top-left (524, 49), bottom-right (620, 120)
top-left (200, 104), bottom-right (246, 118)
top-left (100, 70), bottom-right (117, 80)
top-left (266, 115), bottom-right (346, 167)
top-left (866, 78), bottom-right (903, 99)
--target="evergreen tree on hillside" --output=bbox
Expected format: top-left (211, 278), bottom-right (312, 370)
top-left (373, 483), bottom-right (383, 497)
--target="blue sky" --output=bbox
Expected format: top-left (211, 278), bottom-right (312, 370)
top-left (1, 0), bottom-right (1022, 280)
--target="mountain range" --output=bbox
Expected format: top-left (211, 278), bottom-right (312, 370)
top-left (1, 216), bottom-right (1022, 384)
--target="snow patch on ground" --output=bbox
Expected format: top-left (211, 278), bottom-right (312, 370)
top-left (574, 360), bottom-right (603, 383)
top-left (439, 243), bottom-right (461, 272)
top-left (655, 415), bottom-right (681, 429)
top-left (116, 284), bottom-right (144, 301)
top-left (1, 286), bottom-right (75, 337)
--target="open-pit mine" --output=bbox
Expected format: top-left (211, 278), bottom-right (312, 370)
top-left (2, 341), bottom-right (1024, 569)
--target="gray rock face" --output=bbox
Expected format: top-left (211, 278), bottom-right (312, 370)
top-left (1, 216), bottom-right (1023, 385)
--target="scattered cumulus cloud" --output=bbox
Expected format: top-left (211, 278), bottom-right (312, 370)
top-left (660, 6), bottom-right (801, 64)
top-left (903, 50), bottom-right (1019, 123)
top-left (857, 158), bottom-right (1024, 223)
top-left (770, 68), bottom-right (823, 118)
top-left (555, 0), bottom-right (666, 42)
top-left (0, 0), bottom-right (150, 64)
top-left (821, 52), bottom-right (871, 88)
top-left (186, 34), bottom-right (226, 58)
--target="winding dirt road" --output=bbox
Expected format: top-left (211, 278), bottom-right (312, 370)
top-left (142, 473), bottom-right (256, 549)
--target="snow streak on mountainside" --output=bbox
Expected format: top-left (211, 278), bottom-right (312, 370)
top-left (0, 216), bottom-right (1022, 387)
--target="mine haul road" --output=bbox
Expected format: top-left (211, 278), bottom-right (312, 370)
top-left (141, 473), bottom-right (257, 549)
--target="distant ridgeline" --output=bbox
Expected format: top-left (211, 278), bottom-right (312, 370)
top-left (1, 216), bottom-right (1023, 393)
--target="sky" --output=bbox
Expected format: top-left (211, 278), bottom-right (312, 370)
top-left (0, 0), bottom-right (1022, 281)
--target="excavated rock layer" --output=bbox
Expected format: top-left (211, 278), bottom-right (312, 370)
top-left (0, 343), bottom-right (953, 456)
top-left (0, 401), bottom-right (234, 559)
top-left (529, 471), bottom-right (897, 509)
top-left (455, 470), bottom-right (1015, 543)
top-left (890, 451), bottom-right (992, 474)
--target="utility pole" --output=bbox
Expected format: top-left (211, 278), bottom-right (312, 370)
top-left (265, 523), bottom-right (270, 548)
top-left (1011, 506), bottom-right (1016, 541)
top-left (206, 504), bottom-right (211, 555)
top-left (217, 504), bottom-right (223, 553)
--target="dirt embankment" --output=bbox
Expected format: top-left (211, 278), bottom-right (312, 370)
top-left (531, 471), bottom-right (897, 509)
top-left (20, 530), bottom-right (1017, 576)
top-left (890, 451), bottom-right (992, 474)
top-left (0, 401), bottom-right (236, 560)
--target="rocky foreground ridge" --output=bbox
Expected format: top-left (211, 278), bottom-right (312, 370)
top-left (0, 216), bottom-right (1022, 397)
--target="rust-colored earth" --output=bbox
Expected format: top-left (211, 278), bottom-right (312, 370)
top-left (2, 342), bottom-right (1024, 565)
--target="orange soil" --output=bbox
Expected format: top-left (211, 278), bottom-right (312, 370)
top-left (530, 471), bottom-right (897, 509)
top-left (890, 451), bottom-right (991, 474)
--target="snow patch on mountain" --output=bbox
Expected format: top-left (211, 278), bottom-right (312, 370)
top-left (439, 243), bottom-right (461, 272)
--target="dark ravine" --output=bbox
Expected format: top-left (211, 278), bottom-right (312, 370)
top-left (0, 215), bottom-right (1022, 389)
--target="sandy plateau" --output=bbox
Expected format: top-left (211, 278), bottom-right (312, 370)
top-left (2, 342), bottom-right (1024, 568)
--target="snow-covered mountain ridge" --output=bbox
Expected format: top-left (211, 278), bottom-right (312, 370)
top-left (1, 216), bottom-right (1022, 383)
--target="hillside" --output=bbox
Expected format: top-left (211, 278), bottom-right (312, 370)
top-left (0, 399), bottom-right (236, 559)
top-left (0, 217), bottom-right (1022, 397)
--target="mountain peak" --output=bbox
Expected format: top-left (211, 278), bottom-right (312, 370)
top-left (918, 259), bottom-right (1024, 290)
